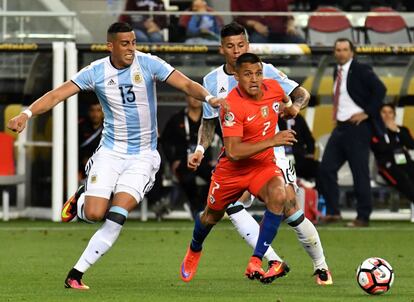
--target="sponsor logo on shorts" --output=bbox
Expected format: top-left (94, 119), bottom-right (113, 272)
top-left (91, 173), bottom-right (98, 184)
top-left (209, 195), bottom-right (215, 204)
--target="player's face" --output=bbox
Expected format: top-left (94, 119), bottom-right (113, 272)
top-left (235, 62), bottom-right (263, 99)
top-left (107, 31), bottom-right (136, 68)
top-left (334, 41), bottom-right (353, 65)
top-left (380, 105), bottom-right (395, 123)
top-left (220, 34), bottom-right (249, 68)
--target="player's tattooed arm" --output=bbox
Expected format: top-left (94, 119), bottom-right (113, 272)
top-left (290, 86), bottom-right (310, 110)
top-left (198, 118), bottom-right (217, 150)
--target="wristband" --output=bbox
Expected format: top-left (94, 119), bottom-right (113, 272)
top-left (195, 145), bottom-right (205, 155)
top-left (284, 99), bottom-right (293, 108)
top-left (204, 95), bottom-right (214, 104)
top-left (22, 109), bottom-right (33, 118)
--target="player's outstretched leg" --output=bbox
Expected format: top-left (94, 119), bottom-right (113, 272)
top-left (227, 203), bottom-right (289, 283)
top-left (61, 185), bottom-right (85, 222)
top-left (247, 209), bottom-right (283, 282)
top-left (286, 209), bottom-right (333, 285)
top-left (180, 212), bottom-right (213, 282)
top-left (64, 206), bottom-right (128, 290)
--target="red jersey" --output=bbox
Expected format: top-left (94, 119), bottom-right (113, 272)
top-left (219, 78), bottom-right (285, 170)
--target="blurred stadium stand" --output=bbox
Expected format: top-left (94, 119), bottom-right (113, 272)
top-left (0, 1), bottom-right (414, 220)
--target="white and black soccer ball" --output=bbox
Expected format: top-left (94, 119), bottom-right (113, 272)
top-left (356, 257), bottom-right (394, 295)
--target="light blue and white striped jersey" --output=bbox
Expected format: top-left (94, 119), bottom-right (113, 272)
top-left (72, 51), bottom-right (174, 155)
top-left (202, 62), bottom-right (299, 157)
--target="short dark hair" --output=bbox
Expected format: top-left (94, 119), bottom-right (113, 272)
top-left (381, 103), bottom-right (396, 113)
top-left (334, 38), bottom-right (355, 52)
top-left (107, 22), bottom-right (133, 39)
top-left (235, 53), bottom-right (262, 70)
top-left (220, 22), bottom-right (248, 40)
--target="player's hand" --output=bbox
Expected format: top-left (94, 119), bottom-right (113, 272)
top-left (271, 129), bottom-right (297, 147)
top-left (280, 102), bottom-right (300, 120)
top-left (209, 97), bottom-right (229, 111)
top-left (187, 151), bottom-right (204, 171)
top-left (7, 113), bottom-right (29, 133)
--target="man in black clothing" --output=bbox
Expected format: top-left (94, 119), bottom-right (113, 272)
top-left (371, 104), bottom-right (414, 222)
top-left (161, 95), bottom-right (218, 219)
top-left (278, 114), bottom-right (318, 181)
top-left (78, 101), bottom-right (103, 180)
top-left (318, 38), bottom-right (386, 227)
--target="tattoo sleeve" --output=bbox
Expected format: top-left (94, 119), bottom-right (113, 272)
top-left (198, 118), bottom-right (217, 149)
top-left (290, 86), bottom-right (310, 109)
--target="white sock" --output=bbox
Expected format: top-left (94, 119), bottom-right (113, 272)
top-left (228, 207), bottom-right (283, 262)
top-left (291, 217), bottom-right (328, 271)
top-left (76, 194), bottom-right (94, 223)
top-left (74, 219), bottom-right (122, 272)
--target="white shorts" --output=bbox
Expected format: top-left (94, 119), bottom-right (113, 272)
top-left (84, 147), bottom-right (161, 203)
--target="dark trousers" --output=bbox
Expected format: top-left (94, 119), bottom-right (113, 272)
top-left (318, 121), bottom-right (372, 221)
top-left (176, 159), bottom-right (213, 219)
top-left (378, 161), bottom-right (414, 201)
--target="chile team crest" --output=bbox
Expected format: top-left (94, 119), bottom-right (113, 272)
top-left (272, 102), bottom-right (280, 113)
top-left (261, 106), bottom-right (269, 118)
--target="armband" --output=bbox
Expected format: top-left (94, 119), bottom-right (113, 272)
top-left (283, 99), bottom-right (293, 108)
top-left (204, 95), bottom-right (214, 104)
top-left (22, 109), bottom-right (33, 119)
top-left (195, 145), bottom-right (205, 155)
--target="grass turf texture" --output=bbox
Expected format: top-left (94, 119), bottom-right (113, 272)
top-left (0, 220), bottom-right (413, 302)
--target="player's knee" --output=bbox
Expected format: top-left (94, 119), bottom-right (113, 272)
top-left (269, 185), bottom-right (287, 205)
top-left (200, 211), bottom-right (222, 226)
top-left (85, 209), bottom-right (106, 222)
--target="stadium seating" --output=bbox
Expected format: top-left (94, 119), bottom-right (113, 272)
top-left (402, 105), bottom-right (414, 134)
top-left (307, 7), bottom-right (354, 46)
top-left (365, 7), bottom-right (412, 44)
top-left (0, 132), bottom-right (25, 221)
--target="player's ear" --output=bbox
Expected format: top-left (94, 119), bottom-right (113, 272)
top-left (107, 41), bottom-right (113, 52)
top-left (219, 45), bottom-right (224, 55)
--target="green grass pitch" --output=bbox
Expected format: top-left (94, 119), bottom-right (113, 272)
top-left (0, 220), bottom-right (413, 302)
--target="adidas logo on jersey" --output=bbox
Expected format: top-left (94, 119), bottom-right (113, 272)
top-left (219, 87), bottom-right (226, 93)
top-left (107, 79), bottom-right (116, 86)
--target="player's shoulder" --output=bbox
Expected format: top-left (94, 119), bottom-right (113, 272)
top-left (203, 65), bottom-right (223, 82)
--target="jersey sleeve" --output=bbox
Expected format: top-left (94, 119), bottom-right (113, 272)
top-left (202, 76), bottom-right (219, 119)
top-left (145, 54), bottom-right (175, 81)
top-left (220, 96), bottom-right (244, 138)
top-left (71, 65), bottom-right (95, 91)
top-left (263, 63), bottom-right (299, 96)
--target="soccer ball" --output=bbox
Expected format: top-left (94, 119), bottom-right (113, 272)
top-left (356, 257), bottom-right (394, 295)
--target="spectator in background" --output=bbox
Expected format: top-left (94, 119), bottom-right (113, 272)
top-left (178, 0), bottom-right (223, 44)
top-left (161, 95), bottom-right (217, 219)
top-left (78, 101), bottom-right (103, 181)
top-left (231, 0), bottom-right (305, 43)
top-left (371, 103), bottom-right (414, 222)
top-left (278, 113), bottom-right (319, 181)
top-left (119, 0), bottom-right (167, 43)
top-left (318, 38), bottom-right (386, 227)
